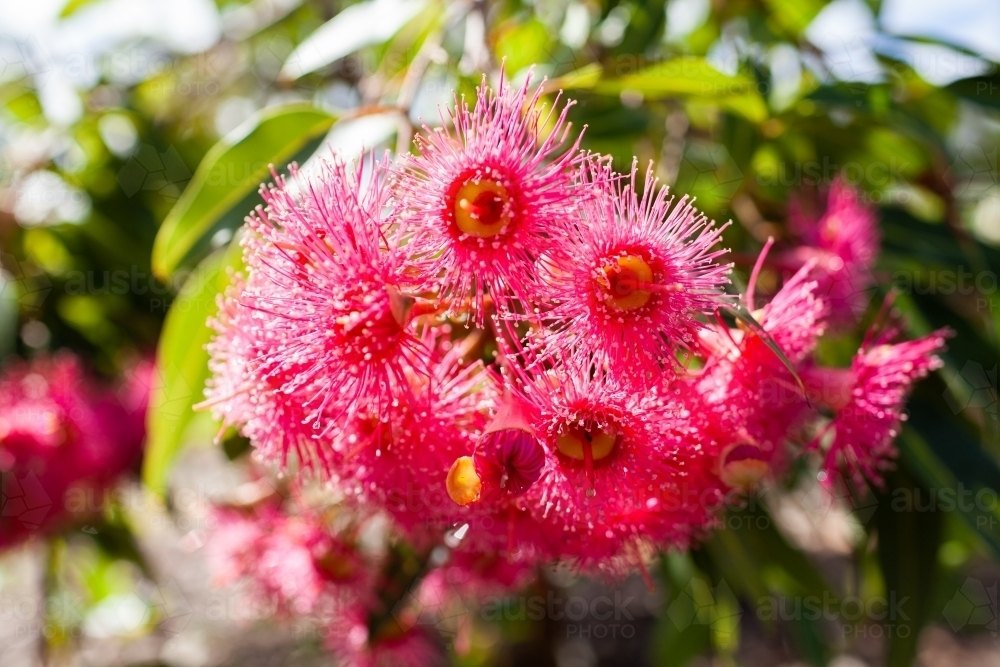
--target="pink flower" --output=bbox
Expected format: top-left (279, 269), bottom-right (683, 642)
top-left (205, 156), bottom-right (428, 471)
top-left (0, 353), bottom-right (145, 548)
top-left (784, 180), bottom-right (879, 327)
top-left (805, 327), bottom-right (950, 487)
top-left (395, 71), bottom-right (587, 323)
top-left (688, 263), bottom-right (828, 492)
top-left (423, 546), bottom-right (536, 601)
top-left (748, 259), bottom-right (829, 367)
top-left (325, 611), bottom-right (442, 667)
top-left (537, 161), bottom-right (731, 383)
top-left (202, 273), bottom-right (330, 471)
top-left (499, 356), bottom-right (709, 570)
top-left (208, 504), bottom-right (368, 618)
top-left (333, 328), bottom-right (495, 537)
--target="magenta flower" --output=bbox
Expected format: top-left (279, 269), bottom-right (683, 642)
top-left (325, 611), bottom-right (442, 667)
top-left (688, 262), bottom-right (829, 492)
top-left (805, 326), bottom-right (950, 487)
top-left (499, 357), bottom-right (709, 570)
top-left (203, 272), bottom-right (336, 472)
top-left (0, 353), bottom-right (146, 548)
top-left (537, 160), bottom-right (732, 383)
top-left (204, 156), bottom-right (430, 471)
top-left (784, 179), bottom-right (880, 327)
top-left (395, 71), bottom-right (587, 322)
top-left (333, 329), bottom-right (495, 537)
top-left (209, 504), bottom-right (369, 617)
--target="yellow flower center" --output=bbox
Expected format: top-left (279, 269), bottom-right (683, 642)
top-left (555, 425), bottom-right (617, 462)
top-left (596, 254), bottom-right (654, 312)
top-left (453, 179), bottom-right (513, 238)
top-left (446, 456), bottom-right (482, 506)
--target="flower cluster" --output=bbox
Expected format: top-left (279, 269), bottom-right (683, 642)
top-left (0, 353), bottom-right (149, 549)
top-left (203, 70), bottom-right (948, 590)
top-left (208, 499), bottom-right (435, 667)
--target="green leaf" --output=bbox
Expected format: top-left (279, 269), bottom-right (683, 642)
top-left (279, 0), bottom-right (427, 80)
top-left (581, 58), bottom-right (769, 123)
top-left (59, 0), bottom-right (102, 18)
top-left (595, 58), bottom-right (755, 97)
top-left (151, 104), bottom-right (336, 280)
top-left (545, 64), bottom-right (602, 91)
top-left (946, 74), bottom-right (1000, 111)
top-left (654, 554), bottom-right (714, 667)
top-left (899, 400), bottom-right (1000, 560)
top-left (762, 0), bottom-right (825, 36)
top-left (874, 467), bottom-right (945, 667)
top-left (142, 240), bottom-right (242, 496)
top-left (495, 18), bottom-right (553, 77)
top-left (86, 520), bottom-right (153, 578)
top-left (701, 504), bottom-right (836, 666)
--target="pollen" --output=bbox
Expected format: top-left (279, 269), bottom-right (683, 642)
top-left (446, 456), bottom-right (483, 506)
top-left (556, 425), bottom-right (618, 462)
top-left (453, 178), bottom-right (514, 238)
top-left (596, 254), bottom-right (654, 312)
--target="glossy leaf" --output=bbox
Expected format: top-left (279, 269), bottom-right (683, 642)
top-left (900, 401), bottom-right (1000, 559)
top-left (579, 58), bottom-right (769, 123)
top-left (279, 0), bottom-right (426, 80)
top-left (151, 104), bottom-right (336, 280)
top-left (875, 467), bottom-right (945, 667)
top-left (696, 503), bottom-right (837, 666)
top-left (654, 554), bottom-right (714, 667)
top-left (142, 240), bottom-right (242, 496)
top-left (762, 0), bottom-right (825, 36)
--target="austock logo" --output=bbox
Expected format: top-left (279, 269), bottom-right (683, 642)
top-left (947, 143), bottom-right (999, 199)
top-left (391, 570), bottom-right (472, 645)
top-left (0, 33), bottom-right (47, 84)
top-left (116, 144), bottom-right (191, 201)
top-left (0, 470), bottom-right (52, 531)
top-left (0, 252), bottom-right (53, 315)
top-left (674, 141), bottom-right (744, 209)
top-left (666, 577), bottom-right (741, 642)
top-left (946, 360), bottom-right (998, 421)
top-left (943, 578), bottom-right (998, 636)
top-left (86, 578), bottom-right (193, 638)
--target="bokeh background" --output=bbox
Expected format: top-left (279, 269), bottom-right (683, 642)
top-left (2, 0), bottom-right (1000, 665)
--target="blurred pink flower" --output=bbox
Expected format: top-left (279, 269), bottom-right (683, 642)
top-left (783, 179), bottom-right (880, 327)
top-left (0, 353), bottom-right (147, 548)
top-left (208, 504), bottom-right (369, 617)
top-left (805, 326), bottom-right (951, 487)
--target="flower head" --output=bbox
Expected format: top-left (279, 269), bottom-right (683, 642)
top-left (0, 354), bottom-right (145, 548)
top-left (498, 355), bottom-right (712, 570)
top-left (333, 328), bottom-right (495, 537)
top-left (785, 180), bottom-right (879, 327)
top-left (807, 326), bottom-right (950, 487)
top-left (396, 70), bottom-right (588, 322)
top-left (209, 504), bottom-right (368, 617)
top-left (205, 155), bottom-right (428, 472)
top-left (688, 263), bottom-right (829, 493)
top-left (538, 161), bottom-right (731, 383)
